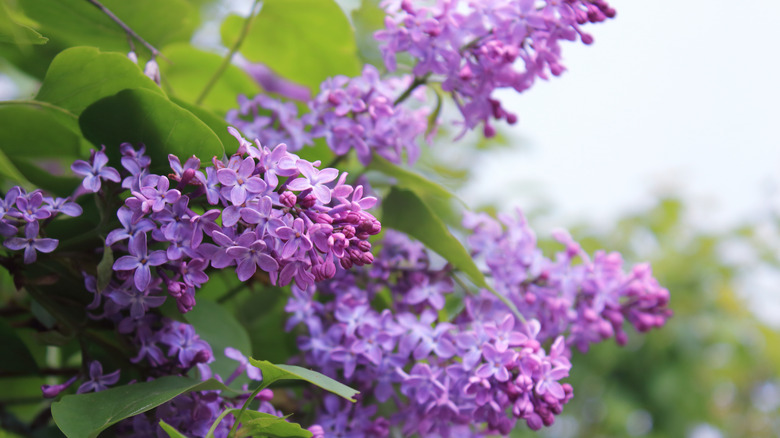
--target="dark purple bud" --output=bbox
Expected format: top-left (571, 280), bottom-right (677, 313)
top-left (340, 257), bottom-right (353, 270)
top-left (299, 194), bottom-right (316, 209)
top-left (356, 240), bottom-right (371, 252)
top-left (280, 191), bottom-right (297, 208)
top-left (193, 349), bottom-right (212, 365)
top-left (342, 225), bottom-right (355, 239)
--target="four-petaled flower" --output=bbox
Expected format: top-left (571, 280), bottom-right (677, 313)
top-left (113, 233), bottom-right (167, 291)
top-left (71, 148), bottom-right (121, 192)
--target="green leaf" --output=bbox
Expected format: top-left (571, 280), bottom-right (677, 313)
top-left (381, 188), bottom-right (524, 319)
top-left (185, 299), bottom-right (252, 388)
top-left (96, 245), bottom-right (114, 293)
top-left (51, 377), bottom-right (230, 438)
top-left (79, 88), bottom-right (225, 172)
top-left (17, 0), bottom-right (198, 56)
top-left (248, 359), bottom-right (359, 402)
top-left (36, 47), bottom-right (164, 115)
top-left (171, 97), bottom-right (237, 154)
top-left (0, 148), bottom-right (32, 188)
top-left (160, 44), bottom-right (260, 115)
top-left (350, 0), bottom-right (386, 67)
top-left (0, 100), bottom-right (87, 158)
top-left (0, 2), bottom-right (48, 45)
top-left (237, 412), bottom-right (312, 438)
top-left (222, 0), bottom-right (361, 92)
top-left (368, 155), bottom-right (461, 205)
top-left (159, 420), bottom-right (188, 438)
top-left (0, 319), bottom-right (40, 374)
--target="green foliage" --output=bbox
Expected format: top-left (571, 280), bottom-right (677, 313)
top-left (159, 44), bottom-right (260, 114)
top-left (248, 359), bottom-right (360, 402)
top-left (0, 2), bottom-right (47, 45)
top-left (222, 0), bottom-right (361, 92)
top-left (159, 420), bottom-right (188, 438)
top-left (79, 88), bottom-right (225, 171)
top-left (51, 377), bottom-right (231, 438)
top-left (36, 47), bottom-right (163, 115)
top-left (0, 319), bottom-right (39, 375)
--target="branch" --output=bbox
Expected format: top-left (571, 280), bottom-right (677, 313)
top-left (84, 0), bottom-right (168, 62)
top-left (196, 0), bottom-right (263, 105)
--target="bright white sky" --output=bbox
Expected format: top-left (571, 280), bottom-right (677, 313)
top-left (460, 0), bottom-right (780, 231)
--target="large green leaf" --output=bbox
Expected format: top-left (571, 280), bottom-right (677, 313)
top-left (222, 0), bottom-right (361, 92)
top-left (248, 359), bottom-right (359, 402)
top-left (79, 88), bottom-right (225, 171)
top-left (160, 44), bottom-right (260, 114)
top-left (368, 155), bottom-right (461, 204)
top-left (17, 0), bottom-right (198, 56)
top-left (171, 97), bottom-right (236, 153)
top-left (36, 47), bottom-right (163, 115)
top-left (0, 100), bottom-right (87, 190)
top-left (185, 299), bottom-right (252, 387)
top-left (51, 377), bottom-right (230, 438)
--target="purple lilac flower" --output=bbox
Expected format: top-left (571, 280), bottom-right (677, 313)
top-left (112, 233), bottom-right (167, 291)
top-left (76, 361), bottom-right (120, 393)
top-left (4, 221), bottom-right (58, 264)
top-left (71, 147), bottom-right (121, 192)
top-left (376, 0), bottom-right (616, 136)
top-left (227, 94), bottom-right (312, 152)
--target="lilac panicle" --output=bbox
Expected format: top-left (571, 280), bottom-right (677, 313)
top-left (376, 0), bottom-right (616, 136)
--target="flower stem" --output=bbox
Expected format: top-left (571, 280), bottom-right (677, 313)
top-left (196, 0), bottom-right (262, 105)
top-left (393, 73), bottom-right (431, 106)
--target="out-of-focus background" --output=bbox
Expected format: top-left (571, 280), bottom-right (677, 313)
top-left (2, 0), bottom-right (778, 437)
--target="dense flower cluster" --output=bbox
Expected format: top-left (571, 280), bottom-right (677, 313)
top-left (375, 0), bottom-right (616, 136)
top-left (305, 64), bottom-right (431, 165)
top-left (0, 187), bottom-right (81, 263)
top-left (230, 64), bottom-right (431, 165)
top-left (286, 211), bottom-right (670, 436)
top-left (31, 129), bottom-right (380, 436)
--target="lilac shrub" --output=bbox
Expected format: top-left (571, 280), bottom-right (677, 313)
top-left (286, 219), bottom-right (670, 436)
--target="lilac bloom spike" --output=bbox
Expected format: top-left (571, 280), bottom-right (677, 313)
top-left (112, 233), bottom-right (167, 291)
top-left (4, 222), bottom-right (58, 264)
top-left (71, 148), bottom-right (121, 192)
top-left (77, 361), bottom-right (120, 393)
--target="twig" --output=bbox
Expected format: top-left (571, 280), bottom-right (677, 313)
top-left (84, 0), bottom-right (169, 62)
top-left (393, 73), bottom-right (431, 106)
top-left (196, 0), bottom-right (263, 105)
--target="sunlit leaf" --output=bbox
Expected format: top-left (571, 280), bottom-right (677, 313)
top-left (222, 0), bottom-right (361, 92)
top-left (51, 377), bottom-right (230, 438)
top-left (248, 359), bottom-right (359, 402)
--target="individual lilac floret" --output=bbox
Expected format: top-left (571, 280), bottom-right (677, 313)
top-left (306, 64), bottom-right (430, 165)
top-left (70, 147), bottom-right (121, 192)
top-left (112, 232), bottom-right (167, 291)
top-left (76, 361), bottom-right (120, 393)
top-left (4, 221), bottom-right (58, 264)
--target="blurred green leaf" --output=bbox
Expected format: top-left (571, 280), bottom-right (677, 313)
top-left (248, 359), bottom-right (359, 402)
top-left (171, 97), bottom-right (235, 155)
top-left (185, 299), bottom-right (252, 388)
top-left (222, 0), bottom-right (361, 92)
top-left (368, 155), bottom-right (460, 204)
top-left (0, 319), bottom-right (39, 374)
top-left (96, 245), bottom-right (113, 293)
top-left (350, 0), bottom-right (385, 67)
top-left (79, 88), bottom-right (225, 171)
top-left (0, 100), bottom-right (86, 157)
top-left (16, 0), bottom-right (198, 56)
top-left (237, 412), bottom-right (312, 438)
top-left (159, 420), bottom-right (187, 438)
top-left (0, 2), bottom-right (48, 45)
top-left (51, 377), bottom-right (230, 438)
top-left (160, 44), bottom-right (260, 115)
top-left (36, 47), bottom-right (163, 115)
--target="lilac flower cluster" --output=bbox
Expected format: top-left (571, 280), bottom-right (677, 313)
top-left (375, 0), bottom-right (616, 136)
top-left (286, 211), bottom-right (671, 436)
top-left (0, 187), bottom-right (81, 264)
top-left (305, 64), bottom-right (431, 165)
top-left (464, 209), bottom-right (672, 353)
top-left (286, 231), bottom-right (567, 436)
top-left (230, 64), bottom-right (431, 166)
top-left (36, 129), bottom-right (381, 436)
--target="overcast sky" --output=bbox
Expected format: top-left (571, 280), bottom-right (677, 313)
top-left (460, 0), bottom-right (780, 231)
